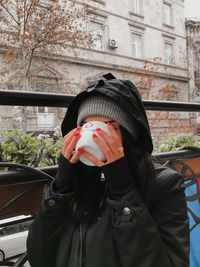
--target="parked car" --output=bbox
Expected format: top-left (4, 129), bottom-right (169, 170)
top-left (0, 215), bottom-right (33, 261)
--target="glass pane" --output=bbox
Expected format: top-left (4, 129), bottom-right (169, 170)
top-left (164, 43), bottom-right (173, 65)
top-left (18, 220), bottom-right (33, 232)
top-left (163, 3), bottom-right (171, 25)
top-left (0, 229), bottom-right (3, 237)
top-left (38, 106), bottom-right (45, 113)
top-left (92, 34), bottom-right (103, 50)
top-left (48, 107), bottom-right (55, 113)
top-left (132, 33), bottom-right (142, 58)
top-left (90, 21), bottom-right (103, 50)
top-left (3, 225), bottom-right (18, 236)
top-left (130, 0), bottom-right (136, 12)
top-left (90, 21), bottom-right (102, 33)
top-left (130, 0), bottom-right (142, 14)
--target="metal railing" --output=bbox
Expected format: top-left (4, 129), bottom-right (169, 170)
top-left (1, 89), bottom-right (200, 111)
top-left (0, 89), bottom-right (200, 186)
top-left (0, 90), bottom-right (200, 266)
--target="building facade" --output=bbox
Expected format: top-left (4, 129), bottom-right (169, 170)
top-left (186, 19), bottom-right (200, 132)
top-left (0, 0), bottom-right (190, 144)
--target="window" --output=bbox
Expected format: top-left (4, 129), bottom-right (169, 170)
top-left (90, 21), bottom-right (104, 50)
top-left (163, 2), bottom-right (172, 25)
top-left (164, 42), bottom-right (173, 65)
top-left (130, 0), bottom-right (142, 14)
top-left (0, 220), bottom-right (33, 237)
top-left (131, 33), bottom-right (142, 58)
top-left (38, 107), bottom-right (54, 113)
top-left (38, 106), bottom-right (45, 113)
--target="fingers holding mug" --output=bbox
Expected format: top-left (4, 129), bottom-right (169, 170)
top-left (62, 126), bottom-right (81, 160)
top-left (70, 147), bottom-right (82, 164)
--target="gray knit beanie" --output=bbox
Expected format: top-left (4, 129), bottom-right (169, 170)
top-left (77, 95), bottom-right (138, 141)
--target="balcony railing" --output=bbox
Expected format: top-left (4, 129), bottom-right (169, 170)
top-left (0, 90), bottom-right (200, 266)
top-left (1, 89), bottom-right (200, 111)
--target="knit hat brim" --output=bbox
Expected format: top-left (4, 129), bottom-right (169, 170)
top-left (77, 95), bottom-right (138, 141)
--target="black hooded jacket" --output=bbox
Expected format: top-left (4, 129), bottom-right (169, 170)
top-left (27, 74), bottom-right (190, 267)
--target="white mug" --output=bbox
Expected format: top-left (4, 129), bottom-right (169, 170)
top-left (75, 121), bottom-right (111, 166)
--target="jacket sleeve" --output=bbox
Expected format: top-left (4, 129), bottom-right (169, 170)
top-left (54, 153), bottom-right (82, 193)
top-left (27, 181), bottom-right (76, 267)
top-left (101, 158), bottom-right (190, 267)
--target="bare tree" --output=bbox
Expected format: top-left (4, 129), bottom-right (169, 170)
top-left (0, 0), bottom-right (92, 89)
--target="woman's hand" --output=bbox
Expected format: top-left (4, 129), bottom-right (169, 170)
top-left (62, 126), bottom-right (82, 164)
top-left (81, 123), bottom-right (124, 167)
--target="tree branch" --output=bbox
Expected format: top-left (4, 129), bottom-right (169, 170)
top-left (25, 47), bottom-right (35, 78)
top-left (0, 2), bottom-right (19, 25)
top-left (24, 0), bottom-right (35, 33)
top-left (23, 0), bottom-right (26, 34)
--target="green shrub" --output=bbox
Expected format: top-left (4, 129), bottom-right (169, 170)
top-left (154, 133), bottom-right (200, 153)
top-left (2, 129), bottom-right (199, 166)
top-left (0, 128), bottom-right (40, 166)
top-left (0, 127), bottom-right (63, 167)
top-left (38, 128), bottom-right (63, 167)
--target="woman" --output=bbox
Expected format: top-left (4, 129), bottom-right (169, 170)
top-left (27, 73), bottom-right (190, 267)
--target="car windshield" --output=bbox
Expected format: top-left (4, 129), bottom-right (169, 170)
top-left (0, 219), bottom-right (33, 237)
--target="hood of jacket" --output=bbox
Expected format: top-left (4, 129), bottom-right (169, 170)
top-left (61, 73), bottom-right (153, 154)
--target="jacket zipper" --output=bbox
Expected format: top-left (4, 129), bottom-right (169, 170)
top-left (79, 174), bottom-right (105, 267)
